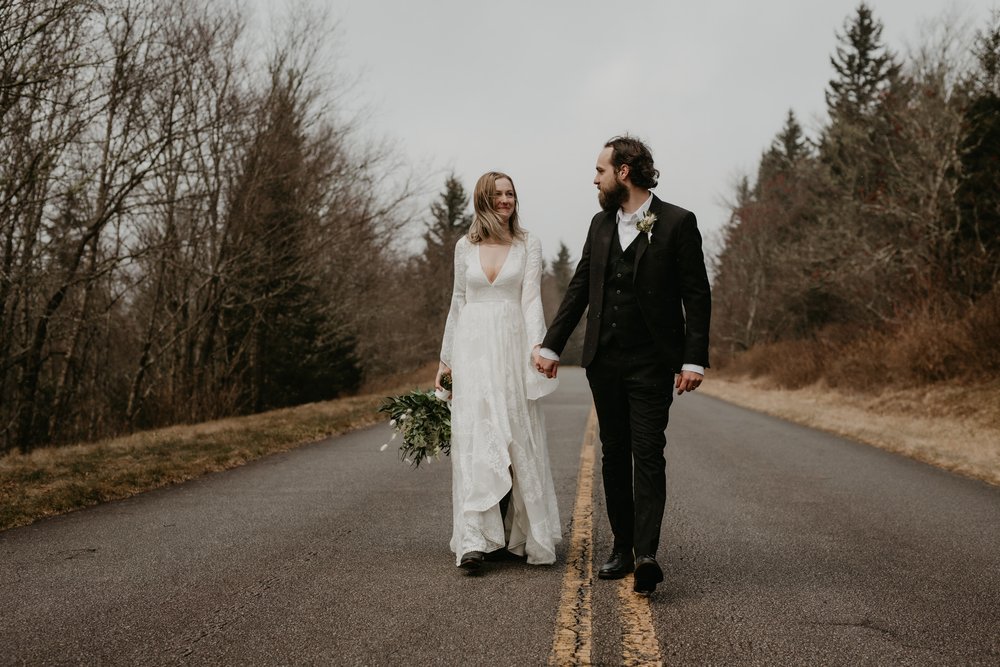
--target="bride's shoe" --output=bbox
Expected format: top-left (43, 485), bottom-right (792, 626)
top-left (459, 551), bottom-right (484, 571)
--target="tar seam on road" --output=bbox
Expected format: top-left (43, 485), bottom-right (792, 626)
top-left (617, 577), bottom-right (663, 666)
top-left (548, 406), bottom-right (597, 666)
top-left (548, 406), bottom-right (666, 667)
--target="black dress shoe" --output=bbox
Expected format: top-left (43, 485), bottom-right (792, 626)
top-left (484, 548), bottom-right (523, 562)
top-left (633, 555), bottom-right (664, 594)
top-left (597, 550), bottom-right (635, 579)
top-left (459, 551), bottom-right (484, 571)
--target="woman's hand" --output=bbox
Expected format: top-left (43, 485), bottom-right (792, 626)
top-left (435, 363), bottom-right (451, 393)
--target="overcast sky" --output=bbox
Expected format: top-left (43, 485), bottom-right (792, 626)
top-left (259, 0), bottom-right (997, 263)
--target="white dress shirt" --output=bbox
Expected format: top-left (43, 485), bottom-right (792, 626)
top-left (616, 193), bottom-right (653, 249)
top-left (540, 196), bottom-right (705, 377)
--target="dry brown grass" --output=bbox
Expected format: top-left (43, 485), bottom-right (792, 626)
top-left (703, 292), bottom-right (1000, 484)
top-left (716, 289), bottom-right (1000, 392)
top-left (0, 361), bottom-right (439, 532)
top-left (357, 360), bottom-right (438, 394)
top-left (701, 376), bottom-right (1000, 487)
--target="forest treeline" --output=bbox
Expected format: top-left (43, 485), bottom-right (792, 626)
top-left (0, 0), bottom-right (407, 452)
top-left (711, 4), bottom-right (1000, 389)
top-left (10, 1), bottom-right (991, 454)
top-left (0, 0), bottom-right (583, 453)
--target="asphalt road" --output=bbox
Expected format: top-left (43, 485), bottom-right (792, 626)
top-left (2, 368), bottom-right (998, 665)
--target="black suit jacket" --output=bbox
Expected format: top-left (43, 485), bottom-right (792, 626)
top-left (542, 195), bottom-right (711, 371)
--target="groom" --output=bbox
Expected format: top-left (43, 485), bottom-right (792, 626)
top-left (537, 135), bottom-right (711, 594)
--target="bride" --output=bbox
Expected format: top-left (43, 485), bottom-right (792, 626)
top-left (436, 171), bottom-right (561, 571)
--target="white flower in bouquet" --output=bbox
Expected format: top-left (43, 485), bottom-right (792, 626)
top-left (377, 388), bottom-right (452, 468)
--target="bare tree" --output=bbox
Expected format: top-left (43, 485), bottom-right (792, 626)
top-left (0, 0), bottom-right (424, 451)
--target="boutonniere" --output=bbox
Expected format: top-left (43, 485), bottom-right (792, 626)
top-left (636, 211), bottom-right (657, 243)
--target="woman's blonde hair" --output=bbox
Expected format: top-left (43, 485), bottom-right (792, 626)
top-left (468, 171), bottom-right (525, 244)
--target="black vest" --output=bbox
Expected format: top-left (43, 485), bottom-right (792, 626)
top-left (598, 233), bottom-right (654, 348)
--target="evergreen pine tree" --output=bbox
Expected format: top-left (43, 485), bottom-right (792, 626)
top-left (971, 10), bottom-right (1000, 96)
top-left (820, 4), bottom-right (903, 204)
top-left (424, 174), bottom-right (473, 268)
top-left (225, 70), bottom-right (360, 411)
top-left (758, 109), bottom-right (810, 191)
top-left (550, 242), bottom-right (574, 293)
top-left (775, 109), bottom-right (808, 164)
top-left (957, 11), bottom-right (1000, 294)
top-left (416, 175), bottom-right (473, 359)
top-left (825, 2), bottom-right (900, 122)
top-left (540, 242), bottom-right (585, 365)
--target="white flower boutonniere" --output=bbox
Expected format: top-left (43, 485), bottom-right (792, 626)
top-left (636, 211), bottom-right (657, 243)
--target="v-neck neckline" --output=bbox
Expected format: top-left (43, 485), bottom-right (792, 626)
top-left (479, 242), bottom-right (513, 286)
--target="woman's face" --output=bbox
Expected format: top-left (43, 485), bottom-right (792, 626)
top-left (494, 178), bottom-right (516, 221)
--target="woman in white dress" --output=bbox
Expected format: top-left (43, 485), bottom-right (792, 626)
top-left (435, 171), bottom-right (561, 572)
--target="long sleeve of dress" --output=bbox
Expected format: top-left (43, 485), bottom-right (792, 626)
top-left (520, 233), bottom-right (546, 351)
top-left (440, 237), bottom-right (467, 368)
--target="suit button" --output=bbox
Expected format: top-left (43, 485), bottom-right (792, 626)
top-left (611, 323), bottom-right (617, 328)
top-left (617, 273), bottom-right (622, 278)
top-left (616, 289), bottom-right (621, 294)
top-left (614, 306), bottom-right (619, 311)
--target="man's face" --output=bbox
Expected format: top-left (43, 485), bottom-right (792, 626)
top-left (594, 147), bottom-right (628, 212)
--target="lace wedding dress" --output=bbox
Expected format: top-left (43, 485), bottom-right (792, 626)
top-left (440, 231), bottom-right (561, 565)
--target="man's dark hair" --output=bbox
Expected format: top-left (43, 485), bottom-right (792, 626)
top-left (605, 135), bottom-right (659, 189)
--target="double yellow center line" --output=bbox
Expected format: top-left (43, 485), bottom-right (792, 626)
top-left (548, 407), bottom-right (664, 666)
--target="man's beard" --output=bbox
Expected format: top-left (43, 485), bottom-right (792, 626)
top-left (598, 179), bottom-right (628, 212)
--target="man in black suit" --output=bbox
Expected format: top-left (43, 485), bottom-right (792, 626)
top-left (537, 135), bottom-right (711, 594)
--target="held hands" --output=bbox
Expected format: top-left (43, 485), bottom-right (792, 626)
top-left (675, 370), bottom-right (703, 395)
top-left (533, 346), bottom-right (559, 379)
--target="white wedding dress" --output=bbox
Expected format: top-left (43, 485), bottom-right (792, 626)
top-left (440, 230), bottom-right (561, 565)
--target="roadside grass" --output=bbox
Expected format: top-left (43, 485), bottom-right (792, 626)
top-left (701, 375), bottom-right (1000, 487)
top-left (708, 294), bottom-right (1000, 486)
top-left (0, 362), bottom-right (438, 532)
top-left (714, 290), bottom-right (1000, 392)
top-left (10, 351), bottom-right (993, 534)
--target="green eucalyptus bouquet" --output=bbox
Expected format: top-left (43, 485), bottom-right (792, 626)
top-left (378, 374), bottom-right (452, 468)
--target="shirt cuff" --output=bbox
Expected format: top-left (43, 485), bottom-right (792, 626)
top-left (680, 364), bottom-right (705, 376)
top-left (539, 348), bottom-right (560, 361)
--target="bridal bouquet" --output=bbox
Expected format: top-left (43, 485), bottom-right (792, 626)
top-left (378, 375), bottom-right (451, 467)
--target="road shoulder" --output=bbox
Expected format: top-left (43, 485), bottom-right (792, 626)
top-left (700, 377), bottom-right (1000, 487)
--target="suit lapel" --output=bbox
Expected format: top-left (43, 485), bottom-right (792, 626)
top-left (632, 195), bottom-right (660, 280)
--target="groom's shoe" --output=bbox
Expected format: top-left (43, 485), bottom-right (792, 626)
top-left (459, 551), bottom-right (484, 572)
top-left (597, 550), bottom-right (634, 579)
top-left (633, 555), bottom-right (664, 594)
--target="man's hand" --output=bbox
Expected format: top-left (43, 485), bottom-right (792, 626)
top-left (536, 355), bottom-right (559, 379)
top-left (675, 370), bottom-right (703, 395)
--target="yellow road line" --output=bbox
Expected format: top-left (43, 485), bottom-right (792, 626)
top-left (548, 407), bottom-right (598, 666)
top-left (617, 577), bottom-right (663, 666)
top-left (549, 405), bottom-right (665, 666)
